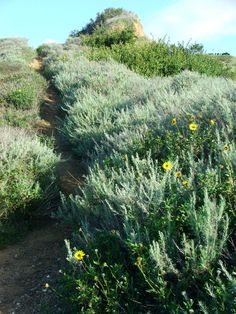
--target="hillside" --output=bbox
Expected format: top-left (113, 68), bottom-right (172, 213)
top-left (71, 8), bottom-right (144, 38)
top-left (1, 8), bottom-right (236, 313)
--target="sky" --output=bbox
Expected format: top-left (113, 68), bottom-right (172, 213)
top-left (0, 0), bottom-right (235, 55)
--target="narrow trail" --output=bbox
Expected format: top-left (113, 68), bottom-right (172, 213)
top-left (0, 58), bottom-right (82, 313)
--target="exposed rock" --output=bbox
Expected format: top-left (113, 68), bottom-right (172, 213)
top-left (104, 13), bottom-right (145, 38)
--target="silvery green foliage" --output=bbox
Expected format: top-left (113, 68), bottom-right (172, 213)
top-left (41, 51), bottom-right (236, 139)
top-left (0, 127), bottom-right (60, 177)
top-left (60, 154), bottom-right (229, 273)
top-left (0, 37), bottom-right (47, 123)
top-left (54, 56), bottom-right (236, 162)
top-left (0, 127), bottom-right (60, 217)
top-left (150, 191), bottom-right (228, 274)
top-left (0, 38), bottom-right (34, 65)
top-left (53, 58), bottom-right (148, 99)
top-left (198, 261), bottom-right (236, 313)
top-left (0, 70), bottom-right (47, 109)
top-left (59, 155), bottom-right (170, 229)
top-left (46, 48), bottom-right (236, 312)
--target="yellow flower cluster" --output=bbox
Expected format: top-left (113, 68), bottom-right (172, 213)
top-left (164, 115), bottom-right (221, 187)
top-left (171, 115), bottom-right (216, 130)
top-left (162, 163), bottom-right (189, 187)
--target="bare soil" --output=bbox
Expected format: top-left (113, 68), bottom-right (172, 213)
top-left (0, 222), bottom-right (69, 314)
top-left (0, 58), bottom-right (81, 313)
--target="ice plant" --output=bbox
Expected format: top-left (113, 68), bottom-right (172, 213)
top-left (162, 161), bottom-right (173, 171)
top-left (74, 250), bottom-right (86, 261)
top-left (189, 123), bottom-right (198, 131)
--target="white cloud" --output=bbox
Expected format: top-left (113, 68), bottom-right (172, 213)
top-left (43, 39), bottom-right (58, 44)
top-left (145, 0), bottom-right (236, 42)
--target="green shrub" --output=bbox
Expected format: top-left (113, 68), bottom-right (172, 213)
top-left (0, 38), bottom-right (35, 65)
top-left (0, 127), bottom-right (60, 219)
top-left (84, 40), bottom-right (233, 78)
top-left (81, 26), bottom-right (137, 47)
top-left (58, 155), bottom-right (235, 313)
top-left (50, 58), bottom-right (236, 166)
top-left (71, 8), bottom-right (136, 36)
top-left (0, 108), bottom-right (39, 128)
top-left (40, 38), bottom-right (236, 313)
top-left (5, 87), bottom-right (36, 110)
top-left (41, 38), bottom-right (233, 82)
top-left (0, 38), bottom-right (47, 127)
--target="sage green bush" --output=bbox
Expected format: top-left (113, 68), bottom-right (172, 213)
top-left (58, 153), bottom-right (236, 313)
top-left (0, 38), bottom-right (35, 65)
top-left (0, 127), bottom-right (60, 219)
top-left (41, 43), bottom-right (236, 313)
top-left (0, 37), bottom-right (47, 127)
top-left (48, 56), bottom-right (236, 166)
top-left (0, 70), bottom-right (46, 109)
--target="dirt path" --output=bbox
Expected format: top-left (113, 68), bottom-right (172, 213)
top-left (0, 58), bottom-right (81, 313)
top-left (0, 223), bottom-right (68, 314)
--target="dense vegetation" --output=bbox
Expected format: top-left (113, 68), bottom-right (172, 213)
top-left (38, 37), bottom-right (234, 79)
top-left (70, 8), bottom-right (138, 36)
top-left (0, 38), bottom-right (47, 127)
top-left (39, 13), bottom-right (236, 312)
top-left (0, 38), bottom-right (59, 246)
top-left (57, 8), bottom-right (234, 79)
top-left (1, 7), bottom-right (236, 313)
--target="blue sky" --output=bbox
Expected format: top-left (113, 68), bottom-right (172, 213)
top-left (0, 0), bottom-right (235, 55)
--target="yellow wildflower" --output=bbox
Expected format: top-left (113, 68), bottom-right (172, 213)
top-left (189, 123), bottom-right (198, 131)
top-left (134, 257), bottom-right (142, 267)
top-left (74, 250), bottom-right (86, 261)
top-left (171, 118), bottom-right (177, 125)
top-left (182, 180), bottom-right (189, 186)
top-left (45, 283), bottom-right (49, 289)
top-left (223, 144), bottom-right (229, 152)
top-left (175, 171), bottom-right (182, 178)
top-left (162, 161), bottom-right (173, 171)
top-left (210, 119), bottom-right (215, 126)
